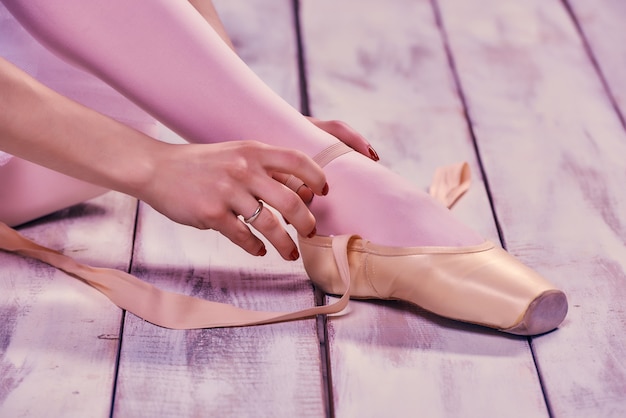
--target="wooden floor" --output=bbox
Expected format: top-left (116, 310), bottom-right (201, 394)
top-left (2, 0), bottom-right (626, 416)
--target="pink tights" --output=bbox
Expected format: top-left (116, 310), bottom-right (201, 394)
top-left (1, 0), bottom-right (482, 247)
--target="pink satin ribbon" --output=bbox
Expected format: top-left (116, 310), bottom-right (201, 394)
top-left (429, 162), bottom-right (470, 208)
top-left (0, 160), bottom-right (469, 329)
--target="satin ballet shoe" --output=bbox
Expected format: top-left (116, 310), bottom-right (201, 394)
top-left (298, 235), bottom-right (567, 335)
top-left (0, 140), bottom-right (565, 333)
top-left (300, 142), bottom-right (567, 335)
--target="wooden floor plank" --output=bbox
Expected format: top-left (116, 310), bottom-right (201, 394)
top-left (565, 0), bottom-right (626, 124)
top-left (3, 1), bottom-right (624, 416)
top-left (112, 2), bottom-right (327, 417)
top-left (436, 0), bottom-right (626, 415)
top-left (302, 1), bottom-right (549, 416)
top-left (0, 192), bottom-right (136, 417)
top-left (114, 208), bottom-right (325, 417)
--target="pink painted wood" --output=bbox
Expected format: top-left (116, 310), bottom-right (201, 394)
top-left (0, 192), bottom-right (136, 417)
top-left (438, 0), bottom-right (626, 415)
top-left (111, 1), bottom-right (328, 417)
top-left (566, 0), bottom-right (626, 121)
top-left (302, 0), bottom-right (550, 416)
top-left (2, 0), bottom-right (625, 416)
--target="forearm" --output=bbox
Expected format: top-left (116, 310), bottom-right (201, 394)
top-left (2, 0), bottom-right (333, 156)
top-left (0, 57), bottom-right (157, 197)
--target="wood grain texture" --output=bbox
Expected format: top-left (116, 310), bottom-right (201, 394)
top-left (114, 207), bottom-right (325, 417)
top-left (3, 1), bottom-right (625, 417)
top-left (302, 0), bottom-right (548, 416)
top-left (0, 191), bottom-right (136, 417)
top-left (112, 2), bottom-right (327, 417)
top-left (215, 0), bottom-right (301, 108)
top-left (565, 0), bottom-right (626, 122)
top-left (437, 0), bottom-right (626, 415)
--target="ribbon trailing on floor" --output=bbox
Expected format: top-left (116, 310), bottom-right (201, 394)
top-left (0, 160), bottom-right (469, 329)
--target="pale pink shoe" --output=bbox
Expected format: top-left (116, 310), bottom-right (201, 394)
top-left (299, 143), bottom-right (567, 336)
top-left (299, 235), bottom-right (567, 335)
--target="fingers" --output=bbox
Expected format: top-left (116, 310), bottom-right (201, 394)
top-left (306, 117), bottom-right (380, 161)
top-left (256, 146), bottom-right (329, 197)
top-left (218, 213), bottom-right (268, 257)
top-left (245, 203), bottom-right (301, 261)
top-left (150, 141), bottom-right (333, 260)
top-left (247, 169), bottom-right (318, 236)
top-left (230, 147), bottom-right (320, 259)
top-left (232, 196), bottom-right (301, 261)
top-left (272, 172), bottom-right (314, 204)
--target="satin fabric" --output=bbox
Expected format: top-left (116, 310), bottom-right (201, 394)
top-left (0, 221), bottom-right (351, 329)
top-left (0, 146), bottom-right (471, 330)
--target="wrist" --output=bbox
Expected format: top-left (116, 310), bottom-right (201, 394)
top-left (105, 128), bottom-right (162, 200)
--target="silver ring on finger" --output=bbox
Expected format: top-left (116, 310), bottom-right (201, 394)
top-left (243, 200), bottom-right (264, 224)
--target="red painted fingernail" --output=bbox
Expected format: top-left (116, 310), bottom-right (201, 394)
top-left (307, 226), bottom-right (317, 238)
top-left (368, 146), bottom-right (380, 161)
top-left (290, 247), bottom-right (300, 261)
top-left (257, 246), bottom-right (267, 256)
top-left (322, 183), bottom-right (329, 196)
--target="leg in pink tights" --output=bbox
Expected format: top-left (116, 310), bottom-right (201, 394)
top-left (0, 158), bottom-right (106, 227)
top-left (0, 2), bottom-right (159, 226)
top-left (3, 0), bottom-right (482, 247)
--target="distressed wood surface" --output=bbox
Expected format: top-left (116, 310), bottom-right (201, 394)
top-left (302, 0), bottom-right (549, 416)
top-left (437, 0), bottom-right (626, 416)
top-left (114, 207), bottom-right (325, 417)
top-left (0, 192), bottom-right (136, 417)
top-left (565, 0), bottom-right (626, 123)
top-left (2, 1), bottom-right (626, 417)
top-left (112, 1), bottom-right (327, 417)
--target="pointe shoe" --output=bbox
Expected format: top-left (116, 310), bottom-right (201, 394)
top-left (301, 143), bottom-right (568, 335)
top-left (299, 235), bottom-right (567, 335)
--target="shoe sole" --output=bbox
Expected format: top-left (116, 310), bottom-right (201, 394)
top-left (502, 290), bottom-right (568, 336)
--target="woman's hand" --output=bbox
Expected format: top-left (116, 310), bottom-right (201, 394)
top-left (0, 58), bottom-right (324, 260)
top-left (306, 117), bottom-right (379, 162)
top-left (274, 117), bottom-right (379, 204)
top-left (137, 140), bottom-right (327, 260)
